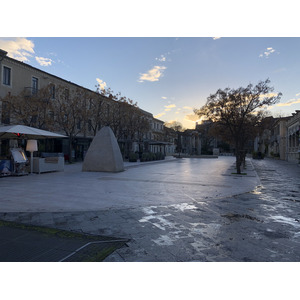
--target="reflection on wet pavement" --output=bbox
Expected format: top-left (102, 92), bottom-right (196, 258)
top-left (0, 158), bottom-right (299, 262)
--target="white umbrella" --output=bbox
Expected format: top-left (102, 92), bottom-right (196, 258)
top-left (0, 125), bottom-right (67, 175)
top-left (0, 125), bottom-right (67, 139)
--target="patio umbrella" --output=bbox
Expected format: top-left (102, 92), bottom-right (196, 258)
top-left (0, 125), bottom-right (67, 175)
top-left (0, 125), bottom-right (67, 139)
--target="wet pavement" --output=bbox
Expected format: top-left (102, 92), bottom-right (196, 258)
top-left (0, 220), bottom-right (127, 262)
top-left (0, 156), bottom-right (258, 212)
top-left (0, 157), bottom-right (299, 261)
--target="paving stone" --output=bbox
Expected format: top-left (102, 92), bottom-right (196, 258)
top-left (1, 157), bottom-right (299, 261)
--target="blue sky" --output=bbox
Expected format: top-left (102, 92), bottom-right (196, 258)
top-left (1, 36), bottom-right (300, 128)
top-left (2, 0), bottom-right (300, 129)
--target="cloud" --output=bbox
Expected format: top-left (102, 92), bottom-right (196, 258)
top-left (184, 114), bottom-right (199, 122)
top-left (259, 92), bottom-right (279, 99)
top-left (259, 47), bottom-right (277, 58)
top-left (0, 37), bottom-right (34, 62)
top-left (35, 56), bottom-right (53, 67)
top-left (164, 104), bottom-right (176, 112)
top-left (138, 65), bottom-right (166, 82)
top-left (96, 78), bottom-right (107, 90)
top-left (155, 55), bottom-right (166, 62)
top-left (164, 104), bottom-right (176, 109)
top-left (212, 37), bottom-right (221, 40)
top-left (161, 96), bottom-right (167, 100)
top-left (276, 98), bottom-right (300, 107)
top-left (183, 106), bottom-right (193, 110)
top-left (154, 112), bottom-right (166, 119)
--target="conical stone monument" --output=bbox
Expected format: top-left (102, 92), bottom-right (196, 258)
top-left (82, 126), bottom-right (124, 172)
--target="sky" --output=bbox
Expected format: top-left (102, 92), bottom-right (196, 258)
top-left (1, 1), bottom-right (300, 131)
top-left (1, 36), bottom-right (300, 128)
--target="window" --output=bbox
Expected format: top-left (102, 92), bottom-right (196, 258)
top-left (64, 89), bottom-right (69, 100)
top-left (3, 66), bottom-right (11, 86)
top-left (32, 77), bottom-right (38, 94)
top-left (50, 84), bottom-right (55, 99)
top-left (49, 111), bottom-right (54, 121)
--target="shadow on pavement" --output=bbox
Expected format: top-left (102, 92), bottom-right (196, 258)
top-left (0, 220), bottom-right (129, 262)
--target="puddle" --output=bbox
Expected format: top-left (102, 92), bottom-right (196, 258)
top-left (252, 186), bottom-right (262, 195)
top-left (293, 232), bottom-right (300, 238)
top-left (189, 222), bottom-right (207, 227)
top-left (152, 235), bottom-right (175, 246)
top-left (170, 203), bottom-right (198, 212)
top-left (269, 215), bottom-right (300, 228)
top-left (142, 207), bottom-right (157, 215)
top-left (139, 213), bottom-right (174, 231)
top-left (152, 223), bottom-right (166, 231)
top-left (263, 229), bottom-right (290, 239)
top-left (191, 240), bottom-right (209, 252)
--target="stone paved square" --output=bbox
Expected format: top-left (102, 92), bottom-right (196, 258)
top-left (0, 156), bottom-right (299, 262)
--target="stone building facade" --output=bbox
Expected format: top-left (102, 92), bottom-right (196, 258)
top-left (0, 48), bottom-right (175, 160)
top-left (286, 110), bottom-right (300, 163)
top-left (254, 112), bottom-right (300, 164)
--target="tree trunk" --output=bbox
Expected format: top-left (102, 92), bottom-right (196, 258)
top-left (236, 155), bottom-right (241, 174)
top-left (235, 144), bottom-right (242, 174)
top-left (68, 136), bottom-right (74, 163)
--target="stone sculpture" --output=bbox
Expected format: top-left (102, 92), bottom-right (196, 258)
top-left (82, 126), bottom-right (124, 172)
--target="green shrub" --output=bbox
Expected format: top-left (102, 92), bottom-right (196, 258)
top-left (128, 152), bottom-right (138, 162)
top-left (155, 152), bottom-right (165, 160)
top-left (252, 151), bottom-right (264, 159)
top-left (140, 152), bottom-right (165, 161)
top-left (141, 153), bottom-right (149, 162)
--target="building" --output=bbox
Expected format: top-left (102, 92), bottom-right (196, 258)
top-left (254, 117), bottom-right (278, 157)
top-left (0, 48), bottom-right (111, 159)
top-left (269, 117), bottom-right (290, 160)
top-left (0, 48), bottom-right (175, 160)
top-left (179, 129), bottom-right (201, 155)
top-left (286, 110), bottom-right (300, 163)
top-left (254, 112), bottom-right (299, 164)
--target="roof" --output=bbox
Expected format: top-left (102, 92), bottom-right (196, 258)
top-left (0, 48), bottom-right (110, 101)
top-left (0, 48), bottom-right (154, 118)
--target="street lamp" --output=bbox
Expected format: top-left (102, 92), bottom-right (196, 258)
top-left (26, 139), bottom-right (38, 174)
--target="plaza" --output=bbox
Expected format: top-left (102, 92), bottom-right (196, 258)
top-left (0, 156), bottom-right (299, 262)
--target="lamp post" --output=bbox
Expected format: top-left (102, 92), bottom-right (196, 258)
top-left (26, 139), bottom-right (38, 174)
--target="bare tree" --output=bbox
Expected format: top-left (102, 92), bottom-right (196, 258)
top-left (51, 86), bottom-right (86, 162)
top-left (3, 85), bottom-right (54, 129)
top-left (194, 79), bottom-right (282, 174)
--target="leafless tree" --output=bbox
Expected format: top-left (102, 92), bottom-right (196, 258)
top-left (194, 79), bottom-right (282, 173)
top-left (51, 86), bottom-right (87, 161)
top-left (3, 85), bottom-right (54, 129)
